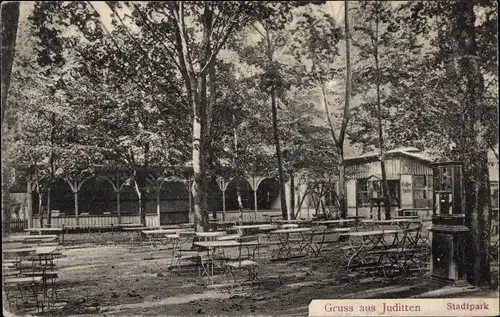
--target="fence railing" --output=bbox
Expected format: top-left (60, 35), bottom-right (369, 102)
top-left (10, 219), bottom-right (28, 232)
top-left (32, 213), bottom-right (160, 229)
top-left (216, 210), bottom-right (282, 223)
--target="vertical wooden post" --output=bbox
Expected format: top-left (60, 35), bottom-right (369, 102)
top-left (156, 185), bottom-right (161, 228)
top-left (254, 189), bottom-right (258, 221)
top-left (187, 178), bottom-right (194, 225)
top-left (47, 187), bottom-right (51, 227)
top-left (116, 174), bottom-right (121, 224)
top-left (72, 179), bottom-right (79, 226)
top-left (66, 178), bottom-right (84, 227)
top-left (222, 190), bottom-right (226, 222)
top-left (74, 189), bottom-right (79, 226)
top-left (38, 191), bottom-right (44, 228)
top-left (116, 190), bottom-right (121, 224)
top-left (27, 181), bottom-right (33, 228)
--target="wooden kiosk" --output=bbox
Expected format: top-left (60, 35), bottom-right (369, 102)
top-left (429, 161), bottom-right (470, 282)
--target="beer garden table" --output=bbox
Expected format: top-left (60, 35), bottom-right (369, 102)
top-left (233, 224), bottom-right (278, 241)
top-left (312, 219), bottom-right (355, 227)
top-left (3, 245), bottom-right (63, 312)
top-left (305, 227), bottom-right (352, 257)
top-left (194, 240), bottom-right (261, 284)
top-left (3, 235), bottom-right (59, 245)
top-left (208, 220), bottom-right (237, 231)
top-left (267, 228), bottom-right (313, 259)
top-left (141, 229), bottom-right (184, 247)
top-left (123, 226), bottom-right (157, 238)
top-left (273, 219), bottom-right (313, 228)
top-left (25, 228), bottom-right (64, 245)
top-left (370, 219), bottom-right (421, 231)
top-left (345, 216), bottom-right (367, 228)
top-left (340, 229), bottom-right (401, 269)
top-left (124, 227), bottom-right (164, 249)
top-left (195, 231), bottom-right (227, 241)
top-left (3, 248), bottom-right (37, 258)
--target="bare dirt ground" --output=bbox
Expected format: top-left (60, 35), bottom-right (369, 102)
top-left (3, 232), bottom-right (499, 317)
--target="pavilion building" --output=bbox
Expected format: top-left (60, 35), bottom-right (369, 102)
top-left (7, 148), bottom-right (499, 228)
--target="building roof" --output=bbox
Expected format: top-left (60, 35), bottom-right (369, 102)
top-left (344, 147), bottom-right (434, 165)
top-left (344, 147), bottom-right (498, 166)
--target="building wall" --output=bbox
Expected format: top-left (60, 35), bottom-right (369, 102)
top-left (489, 161), bottom-right (499, 182)
top-left (346, 179), bottom-right (357, 217)
top-left (345, 155), bottom-right (435, 219)
top-left (400, 175), bottom-right (413, 209)
top-left (400, 157), bottom-right (433, 175)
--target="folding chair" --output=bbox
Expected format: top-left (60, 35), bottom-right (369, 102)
top-left (309, 227), bottom-right (345, 258)
top-left (370, 226), bottom-right (422, 277)
top-left (304, 226), bottom-right (327, 257)
top-left (198, 252), bottom-right (215, 284)
top-left (3, 277), bottom-right (43, 313)
top-left (224, 235), bottom-right (260, 292)
top-left (358, 220), bottom-right (376, 232)
top-left (24, 253), bottom-right (60, 307)
top-left (417, 222), bottom-right (431, 252)
top-left (178, 231), bottom-right (197, 249)
top-left (170, 232), bottom-right (200, 274)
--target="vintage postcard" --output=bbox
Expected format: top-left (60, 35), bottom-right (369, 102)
top-left (1, 1), bottom-right (498, 316)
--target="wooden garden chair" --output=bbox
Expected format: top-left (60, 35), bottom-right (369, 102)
top-left (224, 235), bottom-right (260, 292)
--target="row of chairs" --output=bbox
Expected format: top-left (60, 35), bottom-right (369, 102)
top-left (3, 248), bottom-right (61, 313)
top-left (340, 223), bottom-right (427, 276)
top-left (170, 232), bottom-right (260, 291)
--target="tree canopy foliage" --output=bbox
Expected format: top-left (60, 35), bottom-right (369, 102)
top-left (4, 0), bottom-right (498, 252)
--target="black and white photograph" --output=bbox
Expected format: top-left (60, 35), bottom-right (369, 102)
top-left (1, 1), bottom-right (499, 316)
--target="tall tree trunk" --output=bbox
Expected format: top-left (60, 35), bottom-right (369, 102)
top-left (338, 0), bottom-right (351, 219)
top-left (236, 179), bottom-right (244, 224)
top-left (38, 189), bottom-right (44, 228)
top-left (48, 112), bottom-right (55, 227)
top-left (206, 153), bottom-right (217, 219)
top-left (1, 1), bottom-right (19, 123)
top-left (451, 1), bottom-right (490, 286)
top-left (271, 87), bottom-right (288, 220)
top-left (175, 2), bottom-right (210, 232)
top-left (192, 112), bottom-right (207, 232)
top-left (208, 60), bottom-right (217, 220)
top-left (337, 154), bottom-right (347, 218)
top-left (373, 9), bottom-right (391, 220)
top-left (136, 189), bottom-right (143, 225)
top-left (1, 2), bottom-right (20, 236)
top-left (47, 187), bottom-right (51, 227)
top-left (463, 155), bottom-right (490, 286)
top-left (1, 144), bottom-right (12, 234)
top-left (233, 122), bottom-right (244, 224)
top-left (134, 179), bottom-right (146, 226)
top-left (140, 191), bottom-right (147, 225)
top-left (264, 29), bottom-right (288, 220)
top-left (290, 172), bottom-right (295, 219)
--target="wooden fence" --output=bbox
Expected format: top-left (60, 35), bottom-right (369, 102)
top-left (32, 213), bottom-right (161, 229)
top-left (217, 210), bottom-right (282, 222)
top-left (30, 210), bottom-right (282, 229)
top-left (10, 219), bottom-right (28, 232)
